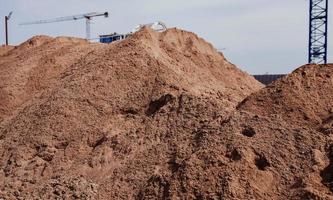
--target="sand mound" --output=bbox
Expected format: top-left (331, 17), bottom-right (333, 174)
top-left (0, 28), bottom-right (262, 199)
top-left (238, 64), bottom-right (333, 128)
top-left (0, 35), bottom-right (102, 122)
top-left (0, 45), bottom-right (14, 56)
top-left (2, 26), bottom-right (332, 199)
top-left (158, 64), bottom-right (333, 199)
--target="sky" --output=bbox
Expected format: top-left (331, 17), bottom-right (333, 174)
top-left (0, 0), bottom-right (332, 74)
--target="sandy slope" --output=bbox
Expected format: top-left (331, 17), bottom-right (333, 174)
top-left (0, 28), bottom-right (262, 199)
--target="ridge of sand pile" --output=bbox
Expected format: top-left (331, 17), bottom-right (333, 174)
top-left (0, 28), bottom-right (262, 199)
top-left (238, 64), bottom-right (333, 129)
top-left (0, 35), bottom-right (103, 122)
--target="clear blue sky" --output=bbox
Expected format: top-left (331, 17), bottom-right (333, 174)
top-left (0, 0), bottom-right (332, 74)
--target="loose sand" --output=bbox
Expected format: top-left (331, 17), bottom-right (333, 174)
top-left (0, 28), bottom-right (332, 199)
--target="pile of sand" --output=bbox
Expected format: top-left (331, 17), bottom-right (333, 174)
top-left (0, 45), bottom-right (14, 56)
top-left (238, 64), bottom-right (333, 129)
top-left (0, 27), bottom-right (332, 199)
top-left (0, 28), bottom-right (261, 199)
top-left (164, 63), bottom-right (333, 199)
top-left (0, 36), bottom-right (102, 122)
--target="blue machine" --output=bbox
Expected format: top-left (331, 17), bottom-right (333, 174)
top-left (99, 33), bottom-right (131, 43)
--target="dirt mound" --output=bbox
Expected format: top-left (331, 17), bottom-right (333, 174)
top-left (0, 45), bottom-right (14, 56)
top-left (2, 26), bottom-right (333, 199)
top-left (0, 35), bottom-right (102, 122)
top-left (157, 64), bottom-right (333, 199)
top-left (238, 64), bottom-right (333, 129)
top-left (0, 28), bottom-right (262, 199)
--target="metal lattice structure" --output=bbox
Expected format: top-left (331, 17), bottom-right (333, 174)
top-left (20, 12), bottom-right (108, 40)
top-left (308, 0), bottom-right (329, 64)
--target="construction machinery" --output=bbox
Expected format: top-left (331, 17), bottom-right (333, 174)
top-left (132, 21), bottom-right (167, 33)
top-left (20, 12), bottom-right (109, 40)
top-left (99, 21), bottom-right (167, 44)
top-left (4, 11), bottom-right (13, 45)
top-left (308, 0), bottom-right (329, 64)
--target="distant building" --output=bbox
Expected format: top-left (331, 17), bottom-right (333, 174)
top-left (253, 74), bottom-right (286, 85)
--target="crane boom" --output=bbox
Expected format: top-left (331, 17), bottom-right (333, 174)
top-left (20, 12), bottom-right (108, 25)
top-left (20, 12), bottom-right (109, 40)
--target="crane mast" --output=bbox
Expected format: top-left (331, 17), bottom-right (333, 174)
top-left (20, 12), bottom-right (108, 40)
top-left (308, 0), bottom-right (328, 64)
top-left (86, 17), bottom-right (91, 40)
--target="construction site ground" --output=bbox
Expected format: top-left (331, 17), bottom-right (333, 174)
top-left (0, 28), bottom-right (333, 199)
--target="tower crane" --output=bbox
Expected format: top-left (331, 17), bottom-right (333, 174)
top-left (308, 0), bottom-right (328, 64)
top-left (20, 12), bottom-right (109, 40)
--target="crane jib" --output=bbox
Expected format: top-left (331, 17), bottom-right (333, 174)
top-left (19, 11), bottom-right (109, 40)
